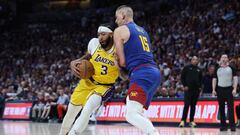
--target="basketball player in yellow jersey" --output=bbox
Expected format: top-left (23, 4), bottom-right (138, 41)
top-left (59, 24), bottom-right (119, 135)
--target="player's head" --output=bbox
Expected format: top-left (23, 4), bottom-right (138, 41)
top-left (191, 56), bottom-right (199, 66)
top-left (97, 24), bottom-right (114, 50)
top-left (220, 54), bottom-right (229, 64)
top-left (115, 5), bottom-right (134, 26)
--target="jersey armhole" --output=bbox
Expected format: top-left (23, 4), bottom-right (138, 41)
top-left (123, 25), bottom-right (131, 45)
top-left (92, 44), bottom-right (99, 56)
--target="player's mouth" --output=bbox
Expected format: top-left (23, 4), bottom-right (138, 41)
top-left (100, 41), bottom-right (105, 45)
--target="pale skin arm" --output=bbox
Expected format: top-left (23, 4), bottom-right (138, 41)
top-left (114, 25), bottom-right (130, 80)
top-left (113, 25), bottom-right (130, 67)
top-left (232, 76), bottom-right (238, 96)
top-left (212, 78), bottom-right (217, 96)
top-left (114, 59), bottom-right (128, 81)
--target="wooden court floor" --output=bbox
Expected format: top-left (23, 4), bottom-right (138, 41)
top-left (0, 121), bottom-right (239, 135)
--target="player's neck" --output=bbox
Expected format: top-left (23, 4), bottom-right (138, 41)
top-left (124, 19), bottom-right (134, 25)
top-left (104, 41), bottom-right (114, 51)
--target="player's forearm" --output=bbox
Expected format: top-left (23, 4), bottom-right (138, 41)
top-left (233, 76), bottom-right (238, 90)
top-left (74, 53), bottom-right (92, 62)
top-left (119, 68), bottom-right (128, 81)
top-left (115, 47), bottom-right (126, 67)
top-left (212, 78), bottom-right (217, 91)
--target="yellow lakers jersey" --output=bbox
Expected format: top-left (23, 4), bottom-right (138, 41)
top-left (90, 45), bottom-right (119, 84)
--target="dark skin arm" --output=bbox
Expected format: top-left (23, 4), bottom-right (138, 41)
top-left (70, 53), bottom-right (92, 78)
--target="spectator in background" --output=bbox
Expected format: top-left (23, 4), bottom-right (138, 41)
top-left (40, 93), bottom-right (52, 122)
top-left (202, 65), bottom-right (215, 94)
top-left (56, 85), bottom-right (69, 122)
top-left (49, 92), bottom-right (59, 121)
top-left (16, 81), bottom-right (29, 100)
top-left (175, 76), bottom-right (184, 98)
top-left (236, 104), bottom-right (240, 127)
top-left (160, 87), bottom-right (168, 97)
top-left (168, 87), bottom-right (176, 97)
top-left (1, 87), bottom-right (9, 101)
top-left (179, 56), bottom-right (202, 128)
top-left (32, 93), bottom-right (45, 122)
top-left (162, 63), bottom-right (171, 79)
top-left (113, 80), bottom-right (128, 98)
top-left (0, 87), bottom-right (7, 118)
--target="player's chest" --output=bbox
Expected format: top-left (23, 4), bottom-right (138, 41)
top-left (91, 50), bottom-right (115, 66)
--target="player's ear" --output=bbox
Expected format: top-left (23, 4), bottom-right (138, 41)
top-left (122, 15), bottom-right (125, 20)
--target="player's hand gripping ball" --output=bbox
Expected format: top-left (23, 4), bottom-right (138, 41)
top-left (71, 60), bottom-right (95, 79)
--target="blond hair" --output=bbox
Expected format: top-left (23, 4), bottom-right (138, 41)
top-left (116, 5), bottom-right (134, 18)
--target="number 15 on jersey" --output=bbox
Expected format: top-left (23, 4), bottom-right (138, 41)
top-left (139, 35), bottom-right (150, 52)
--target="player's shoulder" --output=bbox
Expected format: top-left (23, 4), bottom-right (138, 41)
top-left (89, 38), bottom-right (100, 45)
top-left (88, 38), bottom-right (100, 55)
top-left (114, 26), bottom-right (130, 41)
top-left (114, 25), bottom-right (129, 33)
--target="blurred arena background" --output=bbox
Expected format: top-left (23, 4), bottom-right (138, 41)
top-left (0, 0), bottom-right (240, 135)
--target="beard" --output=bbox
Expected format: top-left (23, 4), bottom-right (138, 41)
top-left (101, 37), bottom-right (112, 49)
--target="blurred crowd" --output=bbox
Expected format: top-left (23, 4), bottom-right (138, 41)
top-left (0, 0), bottom-right (240, 121)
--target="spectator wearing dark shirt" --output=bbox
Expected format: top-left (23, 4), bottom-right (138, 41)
top-left (202, 65), bottom-right (215, 94)
top-left (0, 87), bottom-right (8, 118)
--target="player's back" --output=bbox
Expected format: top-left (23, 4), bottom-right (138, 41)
top-left (124, 22), bottom-right (156, 72)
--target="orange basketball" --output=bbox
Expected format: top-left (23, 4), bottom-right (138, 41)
top-left (76, 60), bottom-right (94, 79)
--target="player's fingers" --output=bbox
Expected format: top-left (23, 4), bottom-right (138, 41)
top-left (71, 69), bottom-right (81, 78)
top-left (71, 65), bottom-right (80, 74)
top-left (70, 64), bottom-right (82, 78)
top-left (70, 61), bottom-right (81, 71)
top-left (70, 61), bottom-right (78, 69)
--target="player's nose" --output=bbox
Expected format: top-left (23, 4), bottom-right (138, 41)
top-left (98, 35), bottom-right (103, 40)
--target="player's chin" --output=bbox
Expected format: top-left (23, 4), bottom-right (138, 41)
top-left (100, 43), bottom-right (107, 48)
top-left (118, 22), bottom-right (124, 26)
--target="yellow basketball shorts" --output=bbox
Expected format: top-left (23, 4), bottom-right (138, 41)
top-left (70, 79), bottom-right (113, 106)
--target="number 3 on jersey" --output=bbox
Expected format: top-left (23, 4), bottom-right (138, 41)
top-left (101, 65), bottom-right (108, 75)
top-left (139, 35), bottom-right (150, 52)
